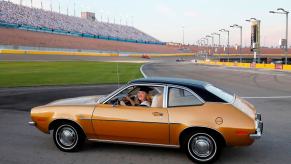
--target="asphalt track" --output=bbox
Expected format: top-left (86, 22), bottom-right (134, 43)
top-left (1, 58), bottom-right (291, 163)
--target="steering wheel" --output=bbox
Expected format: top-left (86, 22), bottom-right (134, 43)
top-left (121, 94), bottom-right (137, 106)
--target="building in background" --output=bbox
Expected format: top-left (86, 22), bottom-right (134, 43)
top-left (81, 12), bottom-right (96, 21)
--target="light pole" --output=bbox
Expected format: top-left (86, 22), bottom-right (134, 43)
top-left (270, 8), bottom-right (289, 64)
top-left (212, 33), bottom-right (221, 47)
top-left (246, 18), bottom-right (261, 63)
top-left (202, 38), bottom-right (209, 60)
top-left (198, 39), bottom-right (205, 58)
top-left (206, 35), bottom-right (214, 55)
top-left (212, 33), bottom-right (221, 61)
top-left (230, 24), bottom-right (243, 62)
top-left (196, 40), bottom-right (200, 46)
top-left (182, 26), bottom-right (185, 45)
top-left (219, 29), bottom-right (230, 62)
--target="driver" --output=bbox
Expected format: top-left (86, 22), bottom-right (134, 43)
top-left (125, 86), bottom-right (152, 107)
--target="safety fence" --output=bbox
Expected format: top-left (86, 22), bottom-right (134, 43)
top-left (197, 60), bottom-right (291, 71)
top-left (213, 53), bottom-right (291, 57)
top-left (0, 49), bottom-right (193, 57)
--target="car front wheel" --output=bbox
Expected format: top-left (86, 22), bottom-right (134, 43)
top-left (182, 131), bottom-right (222, 163)
top-left (53, 123), bottom-right (85, 152)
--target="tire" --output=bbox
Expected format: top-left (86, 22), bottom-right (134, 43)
top-left (53, 122), bottom-right (85, 152)
top-left (181, 131), bottom-right (222, 163)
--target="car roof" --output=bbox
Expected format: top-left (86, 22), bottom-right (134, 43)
top-left (129, 77), bottom-right (210, 88)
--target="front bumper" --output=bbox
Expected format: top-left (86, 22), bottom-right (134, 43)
top-left (250, 113), bottom-right (263, 139)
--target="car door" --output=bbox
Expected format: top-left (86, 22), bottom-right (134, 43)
top-left (166, 86), bottom-right (206, 145)
top-left (92, 85), bottom-right (169, 145)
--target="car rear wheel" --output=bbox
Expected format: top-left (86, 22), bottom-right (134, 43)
top-left (182, 131), bottom-right (222, 163)
top-left (53, 122), bottom-right (85, 152)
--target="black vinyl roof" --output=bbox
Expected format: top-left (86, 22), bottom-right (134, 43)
top-left (129, 77), bottom-right (210, 88)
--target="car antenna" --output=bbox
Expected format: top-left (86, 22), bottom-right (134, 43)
top-left (116, 51), bottom-right (120, 88)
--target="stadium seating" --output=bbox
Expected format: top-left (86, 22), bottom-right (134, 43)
top-left (0, 28), bottom-right (186, 53)
top-left (0, 1), bottom-right (162, 44)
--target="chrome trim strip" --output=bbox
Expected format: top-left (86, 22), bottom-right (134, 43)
top-left (79, 118), bottom-right (92, 120)
top-left (28, 121), bottom-right (36, 126)
top-left (88, 138), bottom-right (180, 148)
top-left (91, 118), bottom-right (168, 124)
top-left (163, 85), bottom-right (169, 108)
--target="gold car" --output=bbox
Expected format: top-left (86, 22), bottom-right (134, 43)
top-left (29, 77), bottom-right (263, 163)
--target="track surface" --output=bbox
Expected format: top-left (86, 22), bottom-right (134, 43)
top-left (1, 60), bottom-right (291, 163)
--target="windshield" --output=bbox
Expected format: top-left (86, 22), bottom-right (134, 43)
top-left (205, 85), bottom-right (234, 103)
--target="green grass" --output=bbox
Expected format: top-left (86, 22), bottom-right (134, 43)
top-left (0, 61), bottom-right (143, 87)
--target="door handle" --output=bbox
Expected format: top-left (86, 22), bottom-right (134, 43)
top-left (152, 112), bottom-right (163, 117)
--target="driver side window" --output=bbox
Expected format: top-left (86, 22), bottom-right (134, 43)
top-left (105, 85), bottom-right (164, 108)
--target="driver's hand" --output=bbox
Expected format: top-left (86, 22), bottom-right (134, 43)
top-left (125, 96), bottom-right (132, 101)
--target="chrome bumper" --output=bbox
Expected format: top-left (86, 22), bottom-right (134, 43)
top-left (28, 121), bottom-right (36, 126)
top-left (250, 113), bottom-right (263, 140)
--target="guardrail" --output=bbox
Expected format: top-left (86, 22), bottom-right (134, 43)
top-left (196, 61), bottom-right (291, 71)
top-left (213, 53), bottom-right (291, 57)
top-left (0, 49), bottom-right (193, 57)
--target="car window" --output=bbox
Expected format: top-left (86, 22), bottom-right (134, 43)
top-left (105, 85), bottom-right (164, 108)
top-left (168, 87), bottom-right (203, 107)
top-left (205, 85), bottom-right (234, 103)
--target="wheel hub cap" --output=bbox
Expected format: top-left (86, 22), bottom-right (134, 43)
top-left (58, 127), bottom-right (76, 147)
top-left (191, 136), bottom-right (213, 158)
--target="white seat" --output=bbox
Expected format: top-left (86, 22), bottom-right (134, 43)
top-left (151, 93), bottom-right (163, 108)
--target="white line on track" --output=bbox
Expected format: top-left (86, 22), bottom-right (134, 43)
top-left (140, 63), bottom-right (148, 78)
top-left (242, 96), bottom-right (291, 99)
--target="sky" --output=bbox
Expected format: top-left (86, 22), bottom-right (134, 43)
top-left (10, 0), bottom-right (291, 47)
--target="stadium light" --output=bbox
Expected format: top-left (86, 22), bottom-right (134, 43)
top-left (219, 29), bottom-right (230, 62)
top-left (206, 35), bottom-right (214, 55)
top-left (200, 38), bottom-right (208, 46)
top-left (211, 33), bottom-right (221, 47)
top-left (245, 18), bottom-right (258, 22)
top-left (212, 33), bottom-right (221, 60)
top-left (269, 8), bottom-right (289, 64)
top-left (198, 38), bottom-right (205, 46)
top-left (201, 38), bottom-right (210, 60)
top-left (74, 2), bottom-right (76, 17)
top-left (182, 26), bottom-right (185, 45)
top-left (230, 24), bottom-right (243, 62)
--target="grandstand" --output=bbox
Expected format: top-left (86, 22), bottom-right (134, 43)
top-left (0, 1), bottom-right (162, 45)
top-left (0, 28), bottom-right (187, 53)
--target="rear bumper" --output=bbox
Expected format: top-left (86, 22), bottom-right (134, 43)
top-left (250, 113), bottom-right (263, 140)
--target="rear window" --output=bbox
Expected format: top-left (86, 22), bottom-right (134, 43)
top-left (205, 85), bottom-right (234, 103)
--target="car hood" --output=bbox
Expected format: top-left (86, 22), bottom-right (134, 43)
top-left (46, 95), bottom-right (105, 106)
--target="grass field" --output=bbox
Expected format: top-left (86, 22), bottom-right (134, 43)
top-left (0, 62), bottom-right (143, 87)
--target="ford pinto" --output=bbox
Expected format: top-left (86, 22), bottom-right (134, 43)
top-left (29, 77), bottom-right (263, 163)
